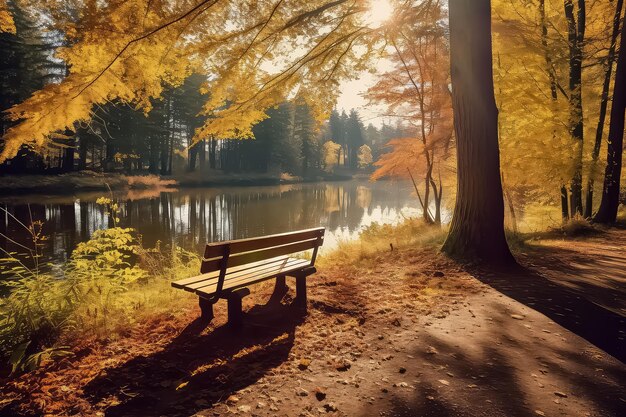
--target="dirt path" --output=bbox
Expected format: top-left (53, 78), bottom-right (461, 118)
top-left (1, 231), bottom-right (625, 417)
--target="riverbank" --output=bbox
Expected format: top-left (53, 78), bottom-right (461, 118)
top-left (0, 222), bottom-right (624, 416)
top-left (0, 170), bottom-right (356, 196)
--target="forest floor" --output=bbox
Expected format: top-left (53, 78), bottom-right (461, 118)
top-left (1, 228), bottom-right (625, 417)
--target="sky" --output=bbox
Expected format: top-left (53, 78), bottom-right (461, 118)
top-left (336, 58), bottom-right (395, 128)
top-left (335, 0), bottom-right (396, 128)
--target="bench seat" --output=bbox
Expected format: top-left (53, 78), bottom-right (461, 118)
top-left (172, 255), bottom-right (312, 296)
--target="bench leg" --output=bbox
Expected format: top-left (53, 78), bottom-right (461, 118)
top-left (226, 288), bottom-right (250, 329)
top-left (268, 275), bottom-right (288, 304)
top-left (199, 297), bottom-right (214, 322)
top-left (295, 274), bottom-right (307, 312)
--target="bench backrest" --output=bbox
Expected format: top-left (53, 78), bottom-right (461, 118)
top-left (200, 227), bottom-right (325, 275)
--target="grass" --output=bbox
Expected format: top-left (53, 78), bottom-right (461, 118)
top-left (318, 218), bottom-right (448, 268)
top-left (122, 174), bottom-right (178, 189)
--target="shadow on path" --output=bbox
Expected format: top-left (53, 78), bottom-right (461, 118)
top-left (83, 300), bottom-right (304, 417)
top-left (473, 264), bottom-right (625, 363)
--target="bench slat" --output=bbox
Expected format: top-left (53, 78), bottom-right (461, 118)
top-left (201, 238), bottom-right (318, 274)
top-left (174, 255), bottom-right (291, 289)
top-left (195, 258), bottom-right (312, 297)
top-left (203, 227), bottom-right (324, 259)
top-left (182, 257), bottom-right (300, 292)
top-left (225, 238), bottom-right (318, 270)
top-left (193, 258), bottom-right (308, 292)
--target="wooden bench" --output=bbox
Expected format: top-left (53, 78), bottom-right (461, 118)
top-left (171, 227), bottom-right (325, 327)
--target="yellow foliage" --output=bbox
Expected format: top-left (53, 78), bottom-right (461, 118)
top-left (0, 0), bottom-right (15, 34)
top-left (358, 144), bottom-right (372, 167)
top-left (323, 140), bottom-right (342, 171)
top-left (1, 0), bottom-right (390, 161)
top-left (493, 0), bottom-right (616, 206)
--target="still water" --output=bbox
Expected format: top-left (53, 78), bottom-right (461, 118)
top-left (0, 180), bottom-right (422, 264)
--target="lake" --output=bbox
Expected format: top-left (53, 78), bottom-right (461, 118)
top-left (0, 179), bottom-right (424, 265)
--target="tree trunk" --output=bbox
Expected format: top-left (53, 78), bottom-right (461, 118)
top-left (105, 138), bottom-right (116, 172)
top-left (429, 172), bottom-right (443, 225)
top-left (209, 136), bottom-right (217, 169)
top-left (502, 175), bottom-right (518, 233)
top-left (199, 138), bottom-right (206, 170)
top-left (61, 140), bottom-right (75, 173)
top-left (149, 135), bottom-right (159, 174)
top-left (564, 0), bottom-right (586, 216)
top-left (594, 11), bottom-right (626, 224)
top-left (188, 144), bottom-right (197, 172)
top-left (561, 186), bottom-right (570, 220)
top-left (441, 0), bottom-right (514, 264)
top-left (584, 0), bottom-right (623, 218)
top-left (78, 135), bottom-right (87, 171)
top-left (423, 164), bottom-right (432, 224)
top-left (540, 0), bottom-right (570, 222)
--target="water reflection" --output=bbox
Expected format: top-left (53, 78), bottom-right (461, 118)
top-left (0, 180), bottom-right (422, 264)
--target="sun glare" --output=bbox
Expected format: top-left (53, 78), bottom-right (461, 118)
top-left (365, 0), bottom-right (394, 28)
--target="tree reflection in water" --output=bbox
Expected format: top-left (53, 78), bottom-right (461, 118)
top-left (0, 180), bottom-right (434, 265)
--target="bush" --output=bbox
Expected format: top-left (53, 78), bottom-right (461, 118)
top-left (0, 200), bottom-right (199, 375)
top-left (555, 216), bottom-right (599, 237)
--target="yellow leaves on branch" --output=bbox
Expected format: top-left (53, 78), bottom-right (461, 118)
top-left (1, 0), bottom-right (193, 161)
top-left (1, 0), bottom-right (388, 162)
top-left (0, 0), bottom-right (15, 34)
top-left (492, 0), bottom-right (616, 197)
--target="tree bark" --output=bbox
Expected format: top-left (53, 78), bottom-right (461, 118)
top-left (584, 0), bottom-right (623, 218)
top-left (199, 138), bottom-right (206, 170)
top-left (540, 0), bottom-right (570, 221)
top-left (564, 0), bottom-right (586, 216)
top-left (441, 0), bottom-right (514, 264)
top-left (209, 136), bottom-right (217, 169)
top-left (594, 10), bottom-right (626, 224)
top-left (560, 186), bottom-right (570, 220)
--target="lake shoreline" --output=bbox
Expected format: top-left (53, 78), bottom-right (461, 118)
top-left (0, 170), bottom-right (362, 197)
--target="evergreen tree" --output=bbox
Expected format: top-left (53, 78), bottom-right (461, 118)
top-left (345, 109), bottom-right (364, 170)
top-left (328, 109), bottom-right (345, 166)
top-left (294, 102), bottom-right (317, 176)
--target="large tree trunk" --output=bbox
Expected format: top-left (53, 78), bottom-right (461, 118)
top-left (594, 11), bottom-right (626, 224)
top-left (441, 0), bottom-right (514, 264)
top-left (584, 0), bottom-right (623, 218)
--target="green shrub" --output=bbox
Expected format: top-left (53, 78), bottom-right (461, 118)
top-left (0, 199), bottom-right (199, 375)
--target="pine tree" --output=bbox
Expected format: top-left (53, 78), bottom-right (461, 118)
top-left (294, 102), bottom-right (318, 177)
top-left (345, 110), bottom-right (364, 170)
